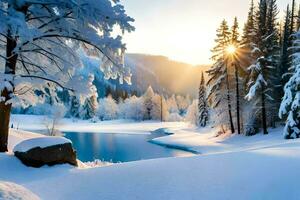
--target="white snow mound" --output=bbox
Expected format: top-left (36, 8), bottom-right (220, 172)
top-left (13, 137), bottom-right (72, 153)
top-left (0, 181), bottom-right (40, 200)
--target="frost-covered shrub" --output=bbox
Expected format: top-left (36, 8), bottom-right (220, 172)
top-left (185, 100), bottom-right (198, 125)
top-left (167, 95), bottom-right (179, 114)
top-left (98, 95), bottom-right (118, 121)
top-left (119, 96), bottom-right (145, 121)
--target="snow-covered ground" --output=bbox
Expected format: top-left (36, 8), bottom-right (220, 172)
top-left (2, 115), bottom-right (300, 200)
top-left (151, 126), bottom-right (294, 154)
top-left (10, 114), bottom-right (189, 134)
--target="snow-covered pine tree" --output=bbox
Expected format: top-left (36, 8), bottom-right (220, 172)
top-left (0, 0), bottom-right (134, 152)
top-left (167, 95), bottom-right (179, 115)
top-left (207, 19), bottom-right (235, 133)
top-left (186, 100), bottom-right (199, 125)
top-left (198, 72), bottom-right (209, 127)
top-left (266, 0), bottom-right (281, 128)
top-left (81, 95), bottom-right (98, 120)
top-left (151, 94), bottom-right (169, 121)
top-left (280, 6), bottom-right (292, 86)
top-left (279, 30), bottom-right (300, 139)
top-left (245, 0), bottom-right (280, 134)
top-left (143, 86), bottom-right (155, 120)
top-left (241, 0), bottom-right (261, 135)
top-left (69, 95), bottom-right (81, 118)
top-left (80, 75), bottom-right (98, 120)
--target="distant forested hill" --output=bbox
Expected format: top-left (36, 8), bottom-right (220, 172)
top-left (124, 54), bottom-right (210, 97)
top-left (81, 53), bottom-right (210, 98)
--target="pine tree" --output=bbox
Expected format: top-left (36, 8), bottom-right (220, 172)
top-left (81, 95), bottom-right (98, 120)
top-left (245, 0), bottom-right (279, 134)
top-left (241, 0), bottom-right (260, 135)
top-left (207, 20), bottom-right (235, 133)
top-left (290, 0), bottom-right (296, 34)
top-left (143, 86), bottom-right (155, 120)
top-left (280, 6), bottom-right (292, 85)
top-left (231, 17), bottom-right (242, 134)
top-left (297, 4), bottom-right (300, 30)
top-left (279, 30), bottom-right (300, 139)
top-left (69, 95), bottom-right (81, 118)
top-left (241, 0), bottom-right (256, 52)
top-left (198, 72), bottom-right (209, 127)
top-left (266, 0), bottom-right (281, 127)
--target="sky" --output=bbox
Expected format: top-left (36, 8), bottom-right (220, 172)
top-left (122, 0), bottom-right (290, 65)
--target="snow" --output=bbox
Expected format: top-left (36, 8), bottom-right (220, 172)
top-left (13, 137), bottom-right (72, 153)
top-left (0, 181), bottom-right (40, 200)
top-left (151, 126), bottom-right (295, 154)
top-left (3, 117), bottom-right (300, 199)
top-left (10, 114), bottom-right (189, 134)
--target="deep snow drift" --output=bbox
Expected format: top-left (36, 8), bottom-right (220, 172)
top-left (2, 118), bottom-right (300, 200)
top-left (0, 181), bottom-right (40, 200)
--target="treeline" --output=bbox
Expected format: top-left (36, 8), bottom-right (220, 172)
top-left (15, 86), bottom-right (198, 123)
top-left (202, 0), bottom-right (300, 138)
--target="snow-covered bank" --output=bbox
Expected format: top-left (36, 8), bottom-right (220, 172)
top-left (10, 114), bottom-right (189, 134)
top-left (0, 181), bottom-right (40, 200)
top-left (151, 126), bottom-right (292, 154)
top-left (2, 127), bottom-right (300, 200)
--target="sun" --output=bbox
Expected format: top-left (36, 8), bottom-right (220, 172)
top-left (226, 45), bottom-right (237, 55)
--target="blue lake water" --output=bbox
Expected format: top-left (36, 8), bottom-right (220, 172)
top-left (63, 132), bottom-right (194, 163)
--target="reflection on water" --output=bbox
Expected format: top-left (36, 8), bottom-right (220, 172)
top-left (63, 132), bottom-right (194, 163)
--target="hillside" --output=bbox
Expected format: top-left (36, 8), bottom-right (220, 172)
top-left (125, 54), bottom-right (210, 97)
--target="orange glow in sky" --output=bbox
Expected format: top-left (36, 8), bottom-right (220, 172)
top-left (122, 0), bottom-right (289, 65)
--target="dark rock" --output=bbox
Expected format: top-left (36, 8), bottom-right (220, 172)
top-left (14, 142), bottom-right (77, 168)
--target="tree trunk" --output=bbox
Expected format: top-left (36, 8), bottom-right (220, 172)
top-left (0, 31), bottom-right (18, 152)
top-left (261, 85), bottom-right (268, 135)
top-left (225, 62), bottom-right (235, 134)
top-left (0, 92), bottom-right (12, 152)
top-left (234, 63), bottom-right (241, 134)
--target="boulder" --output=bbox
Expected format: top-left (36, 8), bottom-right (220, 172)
top-left (13, 137), bottom-right (77, 168)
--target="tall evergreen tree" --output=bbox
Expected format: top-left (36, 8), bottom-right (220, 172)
top-left (280, 5), bottom-right (292, 85)
top-left (241, 0), bottom-right (256, 51)
top-left (69, 95), bottom-right (81, 118)
top-left (231, 17), bottom-right (242, 134)
top-left (246, 0), bottom-right (279, 134)
top-left (279, 30), bottom-right (300, 139)
top-left (266, 0), bottom-right (281, 127)
top-left (297, 4), bottom-right (300, 30)
top-left (241, 0), bottom-right (260, 135)
top-left (207, 20), bottom-right (235, 133)
top-left (290, 0), bottom-right (296, 34)
top-left (81, 95), bottom-right (98, 120)
top-left (198, 72), bottom-right (209, 127)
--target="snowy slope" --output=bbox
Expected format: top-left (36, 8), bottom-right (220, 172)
top-left (0, 181), bottom-right (40, 200)
top-left (151, 126), bottom-right (292, 154)
top-left (2, 126), bottom-right (300, 200)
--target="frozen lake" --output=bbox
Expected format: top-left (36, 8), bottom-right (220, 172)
top-left (63, 132), bottom-right (194, 163)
